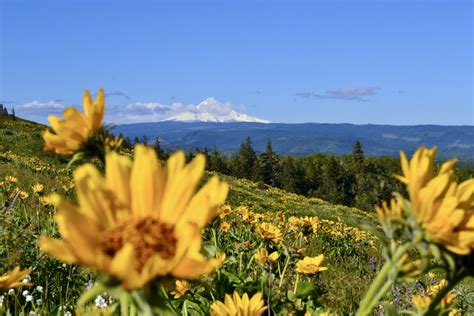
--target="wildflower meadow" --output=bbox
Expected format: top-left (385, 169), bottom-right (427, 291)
top-left (1, 89), bottom-right (473, 315)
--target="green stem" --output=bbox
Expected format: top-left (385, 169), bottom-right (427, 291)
top-left (279, 255), bottom-right (291, 288)
top-left (120, 291), bottom-right (130, 316)
top-left (131, 291), bottom-right (153, 316)
top-left (293, 274), bottom-right (300, 294)
top-left (425, 268), bottom-right (468, 315)
top-left (356, 242), bottom-right (412, 316)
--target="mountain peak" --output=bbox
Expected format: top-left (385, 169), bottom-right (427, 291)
top-left (166, 97), bottom-right (270, 123)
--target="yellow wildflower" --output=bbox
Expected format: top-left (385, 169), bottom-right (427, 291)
top-left (39, 196), bottom-right (51, 206)
top-left (218, 205), bottom-right (232, 218)
top-left (210, 292), bottom-right (267, 316)
top-left (43, 88), bottom-right (105, 155)
top-left (399, 254), bottom-right (422, 278)
top-left (254, 248), bottom-right (279, 264)
top-left (0, 266), bottom-right (31, 291)
top-left (449, 308), bottom-right (462, 316)
top-left (39, 145), bottom-right (229, 289)
top-left (19, 191), bottom-right (29, 200)
top-left (170, 280), bottom-right (190, 299)
top-left (412, 295), bottom-right (431, 311)
top-left (32, 183), bottom-right (44, 193)
top-left (295, 255), bottom-right (328, 274)
top-left (100, 134), bottom-right (123, 152)
top-left (376, 196), bottom-right (405, 220)
top-left (414, 279), bottom-right (457, 311)
top-left (397, 147), bottom-right (474, 255)
top-left (215, 253), bottom-right (226, 267)
top-left (256, 222), bottom-right (283, 243)
top-left (427, 279), bottom-right (447, 296)
top-left (0, 181), bottom-right (4, 187)
top-left (5, 176), bottom-right (17, 183)
top-left (220, 221), bottom-right (231, 233)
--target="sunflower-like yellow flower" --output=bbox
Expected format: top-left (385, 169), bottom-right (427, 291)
top-left (210, 292), bottom-right (267, 316)
top-left (0, 266), bottom-right (31, 291)
top-left (254, 248), bottom-right (279, 264)
top-left (397, 147), bottom-right (474, 255)
top-left (295, 255), bottom-right (328, 274)
top-left (5, 176), bottom-right (17, 183)
top-left (412, 295), bottom-right (431, 311)
top-left (39, 145), bottom-right (229, 290)
top-left (376, 196), bottom-right (405, 221)
top-left (43, 89), bottom-right (105, 155)
top-left (412, 279), bottom-right (457, 311)
top-left (32, 183), bottom-right (44, 194)
top-left (170, 280), bottom-right (190, 299)
top-left (256, 222), bottom-right (283, 243)
top-left (220, 221), bottom-right (231, 232)
top-left (218, 205), bottom-right (232, 218)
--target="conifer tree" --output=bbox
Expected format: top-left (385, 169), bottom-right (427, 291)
top-left (141, 134), bottom-right (148, 145)
top-left (208, 147), bottom-right (228, 174)
top-left (153, 137), bottom-right (166, 159)
top-left (257, 139), bottom-right (281, 187)
top-left (352, 140), bottom-right (365, 173)
top-left (232, 136), bottom-right (257, 180)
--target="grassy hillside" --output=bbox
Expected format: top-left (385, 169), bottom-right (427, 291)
top-left (1, 116), bottom-right (472, 315)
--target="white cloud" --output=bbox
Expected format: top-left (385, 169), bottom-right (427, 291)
top-left (108, 97), bottom-right (268, 124)
top-left (19, 100), bottom-right (64, 109)
top-left (296, 86), bottom-right (380, 102)
top-left (14, 100), bottom-right (66, 123)
top-left (14, 97), bottom-right (269, 124)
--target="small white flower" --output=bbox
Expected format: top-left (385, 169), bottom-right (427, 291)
top-left (22, 290), bottom-right (29, 297)
top-left (64, 312), bottom-right (72, 316)
top-left (29, 311), bottom-right (36, 316)
top-left (8, 289), bottom-right (14, 295)
top-left (36, 298), bottom-right (42, 305)
top-left (25, 294), bottom-right (33, 302)
top-left (95, 295), bottom-right (107, 309)
top-left (22, 275), bottom-right (31, 284)
top-left (0, 295), bottom-right (4, 307)
top-left (36, 285), bottom-right (43, 293)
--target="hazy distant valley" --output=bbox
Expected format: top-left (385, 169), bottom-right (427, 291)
top-left (115, 121), bottom-right (474, 161)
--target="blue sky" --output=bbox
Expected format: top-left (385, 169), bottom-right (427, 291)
top-left (0, 0), bottom-right (472, 125)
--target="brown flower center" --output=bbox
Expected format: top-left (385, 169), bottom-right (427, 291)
top-left (101, 217), bottom-right (177, 272)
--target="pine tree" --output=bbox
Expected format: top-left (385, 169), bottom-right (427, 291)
top-left (133, 136), bottom-right (140, 144)
top-left (11, 108), bottom-right (16, 120)
top-left (352, 140), bottom-right (365, 173)
top-left (141, 134), bottom-right (148, 145)
top-left (232, 136), bottom-right (257, 180)
top-left (257, 139), bottom-right (281, 187)
top-left (208, 147), bottom-right (228, 174)
top-left (153, 137), bottom-right (166, 159)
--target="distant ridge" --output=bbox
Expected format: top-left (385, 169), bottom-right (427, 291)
top-left (114, 121), bottom-right (474, 162)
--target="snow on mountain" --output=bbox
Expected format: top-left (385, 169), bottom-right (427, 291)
top-left (164, 97), bottom-right (270, 123)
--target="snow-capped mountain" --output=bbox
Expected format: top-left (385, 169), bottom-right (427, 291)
top-left (165, 110), bottom-right (270, 123)
top-left (165, 97), bottom-right (270, 123)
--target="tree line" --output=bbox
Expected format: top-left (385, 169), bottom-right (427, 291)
top-left (123, 134), bottom-right (474, 212)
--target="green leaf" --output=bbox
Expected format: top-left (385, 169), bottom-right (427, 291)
top-left (222, 271), bottom-right (242, 285)
top-left (382, 302), bottom-right (399, 316)
top-left (287, 290), bottom-right (296, 302)
top-left (295, 281), bottom-right (315, 298)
